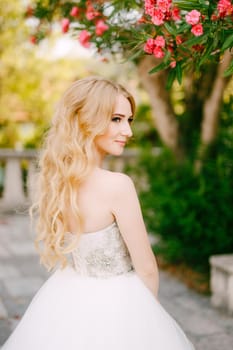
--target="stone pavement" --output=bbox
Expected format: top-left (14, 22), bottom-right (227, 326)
top-left (0, 214), bottom-right (232, 349)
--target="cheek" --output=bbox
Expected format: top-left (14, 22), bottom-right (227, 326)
top-left (97, 126), bottom-right (116, 142)
top-left (94, 123), bottom-right (119, 148)
top-left (105, 124), bottom-right (118, 138)
top-left (94, 134), bottom-right (110, 150)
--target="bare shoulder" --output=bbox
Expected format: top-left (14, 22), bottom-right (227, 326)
top-left (99, 169), bottom-right (134, 189)
top-left (97, 169), bottom-right (136, 200)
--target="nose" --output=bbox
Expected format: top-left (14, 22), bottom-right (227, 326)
top-left (121, 120), bottom-right (133, 138)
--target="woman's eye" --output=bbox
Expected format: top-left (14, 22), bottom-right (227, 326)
top-left (128, 118), bottom-right (134, 124)
top-left (111, 117), bottom-right (121, 123)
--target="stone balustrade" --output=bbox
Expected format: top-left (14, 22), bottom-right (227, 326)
top-left (0, 149), bottom-right (37, 212)
top-left (0, 148), bottom-right (141, 213)
top-left (209, 254), bottom-right (233, 315)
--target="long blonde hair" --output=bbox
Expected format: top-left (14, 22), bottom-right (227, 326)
top-left (30, 76), bottom-right (135, 271)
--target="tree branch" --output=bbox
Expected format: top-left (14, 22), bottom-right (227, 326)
top-left (195, 50), bottom-right (232, 171)
top-left (201, 50), bottom-right (232, 146)
top-left (138, 55), bottom-right (183, 158)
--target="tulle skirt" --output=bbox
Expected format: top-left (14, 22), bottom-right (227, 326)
top-left (2, 267), bottom-right (194, 349)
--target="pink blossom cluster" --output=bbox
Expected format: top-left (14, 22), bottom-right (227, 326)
top-left (60, 1), bottom-right (109, 48)
top-left (144, 0), bottom-right (180, 25)
top-left (144, 1), bottom-right (204, 36)
top-left (79, 30), bottom-right (92, 48)
top-left (144, 35), bottom-right (166, 58)
top-left (142, 1), bottom-right (210, 68)
top-left (142, 0), bottom-right (233, 71)
top-left (185, 10), bottom-right (203, 37)
top-left (217, 0), bottom-right (233, 17)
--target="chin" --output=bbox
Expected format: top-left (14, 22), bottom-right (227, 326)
top-left (108, 149), bottom-right (124, 157)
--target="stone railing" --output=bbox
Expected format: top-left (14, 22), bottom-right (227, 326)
top-left (209, 254), bottom-right (233, 315)
top-left (0, 148), bottom-right (143, 213)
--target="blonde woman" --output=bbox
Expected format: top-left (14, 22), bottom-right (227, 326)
top-left (2, 76), bottom-right (194, 349)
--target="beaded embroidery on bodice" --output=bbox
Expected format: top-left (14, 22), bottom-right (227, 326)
top-left (71, 222), bottom-right (134, 278)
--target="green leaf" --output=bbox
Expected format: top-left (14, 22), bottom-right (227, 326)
top-left (149, 62), bottom-right (167, 74)
top-left (197, 43), bottom-right (214, 67)
top-left (173, 0), bottom-right (209, 11)
top-left (184, 33), bottom-right (208, 47)
top-left (221, 34), bottom-right (233, 51)
top-left (163, 50), bottom-right (172, 63)
top-left (177, 23), bottom-right (190, 34)
top-left (164, 22), bottom-right (177, 36)
top-left (166, 69), bottom-right (176, 90)
top-left (223, 59), bottom-right (233, 77)
top-left (176, 62), bottom-right (183, 84)
top-left (128, 49), bottom-right (144, 62)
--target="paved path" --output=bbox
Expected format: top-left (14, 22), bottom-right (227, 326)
top-left (0, 214), bottom-right (232, 349)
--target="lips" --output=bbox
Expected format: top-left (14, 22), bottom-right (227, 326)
top-left (115, 140), bottom-right (126, 146)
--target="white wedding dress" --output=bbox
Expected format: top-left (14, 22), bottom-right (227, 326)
top-left (2, 221), bottom-right (194, 349)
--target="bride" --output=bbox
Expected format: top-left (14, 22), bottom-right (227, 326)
top-left (2, 76), bottom-right (194, 349)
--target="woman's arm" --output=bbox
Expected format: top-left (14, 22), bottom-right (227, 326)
top-left (111, 173), bottom-right (159, 299)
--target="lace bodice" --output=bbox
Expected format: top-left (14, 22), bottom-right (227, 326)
top-left (70, 222), bottom-right (134, 278)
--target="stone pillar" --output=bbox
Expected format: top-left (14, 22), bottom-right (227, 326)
top-left (27, 160), bottom-right (37, 203)
top-left (209, 254), bottom-right (233, 315)
top-left (1, 157), bottom-right (26, 210)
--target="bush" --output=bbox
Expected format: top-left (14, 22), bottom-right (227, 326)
top-left (138, 142), bottom-right (233, 272)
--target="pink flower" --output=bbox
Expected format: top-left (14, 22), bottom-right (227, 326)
top-left (152, 8), bottom-right (165, 25)
top-left (171, 7), bottom-right (181, 21)
top-left (185, 10), bottom-right (201, 25)
top-left (191, 23), bottom-right (203, 36)
top-left (157, 0), bottom-right (172, 13)
top-left (79, 30), bottom-right (91, 48)
top-left (170, 60), bottom-right (176, 68)
top-left (145, 0), bottom-right (156, 16)
top-left (95, 20), bottom-right (109, 36)
top-left (30, 35), bottom-right (37, 44)
top-left (153, 46), bottom-right (165, 58)
top-left (70, 6), bottom-right (79, 17)
top-left (61, 18), bottom-right (70, 33)
top-left (100, 57), bottom-right (109, 63)
top-left (137, 16), bottom-right (147, 24)
top-left (86, 4), bottom-right (100, 20)
top-left (175, 35), bottom-right (183, 45)
top-left (217, 0), bottom-right (233, 17)
top-left (26, 5), bottom-right (34, 17)
top-left (211, 14), bottom-right (219, 21)
top-left (154, 35), bottom-right (166, 48)
top-left (144, 38), bottom-right (155, 54)
top-left (167, 45), bottom-right (174, 54)
top-left (192, 44), bottom-right (205, 52)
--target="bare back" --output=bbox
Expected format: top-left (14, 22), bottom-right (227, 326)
top-left (67, 168), bottom-right (116, 233)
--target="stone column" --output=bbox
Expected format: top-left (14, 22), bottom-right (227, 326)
top-left (209, 254), bottom-right (233, 315)
top-left (27, 159), bottom-right (37, 203)
top-left (1, 157), bottom-right (26, 211)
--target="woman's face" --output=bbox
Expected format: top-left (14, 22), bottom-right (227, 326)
top-left (94, 94), bottom-right (133, 159)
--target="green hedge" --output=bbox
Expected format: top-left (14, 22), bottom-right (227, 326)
top-left (132, 97), bottom-right (233, 272)
top-left (139, 149), bottom-right (233, 272)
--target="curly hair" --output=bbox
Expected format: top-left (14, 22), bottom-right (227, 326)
top-left (30, 76), bottom-right (135, 271)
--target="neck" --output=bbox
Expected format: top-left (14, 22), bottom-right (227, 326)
top-left (93, 147), bottom-right (106, 168)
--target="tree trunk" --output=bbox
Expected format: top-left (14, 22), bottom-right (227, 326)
top-left (138, 55), bottom-right (183, 159)
top-left (195, 50), bottom-right (232, 170)
top-left (201, 51), bottom-right (232, 145)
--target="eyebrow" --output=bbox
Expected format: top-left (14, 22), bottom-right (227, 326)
top-left (112, 113), bottom-right (134, 118)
